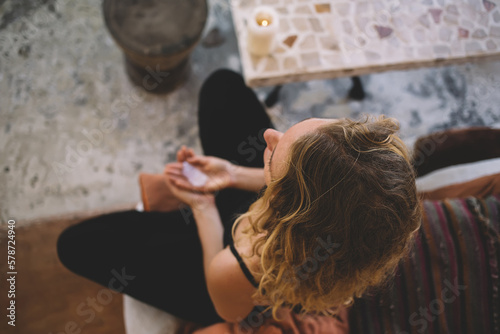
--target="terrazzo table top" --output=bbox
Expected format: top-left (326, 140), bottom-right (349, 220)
top-left (231, 0), bottom-right (500, 87)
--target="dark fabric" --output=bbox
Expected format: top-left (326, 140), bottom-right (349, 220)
top-left (412, 127), bottom-right (500, 177)
top-left (57, 69), bottom-right (274, 326)
top-left (349, 194), bottom-right (500, 334)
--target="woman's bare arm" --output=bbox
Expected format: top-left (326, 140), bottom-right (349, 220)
top-left (192, 202), bottom-right (257, 322)
top-left (206, 247), bottom-right (257, 322)
top-left (231, 165), bottom-right (266, 193)
top-left (191, 203), bottom-right (225, 287)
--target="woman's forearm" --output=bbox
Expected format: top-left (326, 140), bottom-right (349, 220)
top-left (232, 166), bottom-right (265, 192)
top-left (191, 203), bottom-right (224, 283)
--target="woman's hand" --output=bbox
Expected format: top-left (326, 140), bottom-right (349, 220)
top-left (165, 146), bottom-right (236, 193)
top-left (164, 164), bottom-right (216, 210)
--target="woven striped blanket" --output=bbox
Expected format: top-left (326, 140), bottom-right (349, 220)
top-left (350, 195), bottom-right (500, 334)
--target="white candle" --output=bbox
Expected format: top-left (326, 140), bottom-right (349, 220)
top-left (247, 6), bottom-right (279, 57)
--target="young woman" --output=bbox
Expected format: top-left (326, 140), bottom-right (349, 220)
top-left (57, 69), bottom-right (421, 329)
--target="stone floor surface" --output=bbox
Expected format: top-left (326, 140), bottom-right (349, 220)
top-left (1, 0), bottom-right (500, 225)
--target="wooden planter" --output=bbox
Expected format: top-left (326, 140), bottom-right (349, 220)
top-left (103, 0), bottom-right (208, 94)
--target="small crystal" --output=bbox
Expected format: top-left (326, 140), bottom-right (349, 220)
top-left (322, 54), bottom-right (340, 66)
top-left (429, 8), bottom-right (443, 23)
top-left (355, 16), bottom-right (369, 32)
top-left (315, 3), bottom-right (331, 13)
top-left (419, 14), bottom-right (431, 29)
top-left (373, 1), bottom-right (384, 11)
top-left (342, 20), bottom-right (353, 34)
top-left (295, 5), bottom-right (312, 14)
top-left (404, 47), bottom-right (414, 58)
top-left (392, 16), bottom-right (405, 30)
top-left (283, 35), bottom-right (298, 48)
top-left (343, 37), bottom-right (359, 52)
top-left (461, 19), bottom-right (474, 29)
top-left (261, 0), bottom-right (279, 4)
top-left (414, 29), bottom-right (426, 42)
top-left (301, 52), bottom-right (321, 67)
top-left (250, 55), bottom-right (263, 71)
top-left (239, 0), bottom-right (256, 9)
top-left (494, 11), bottom-right (500, 23)
top-left (472, 29), bottom-right (487, 39)
top-left (388, 35), bottom-right (400, 48)
top-left (443, 14), bottom-right (458, 25)
top-left (275, 7), bottom-right (288, 14)
top-left (434, 45), bottom-right (450, 56)
top-left (264, 57), bottom-right (279, 72)
top-left (487, 39), bottom-right (497, 50)
top-left (374, 25), bottom-right (393, 39)
top-left (375, 11), bottom-right (390, 24)
top-left (490, 26), bottom-right (500, 38)
top-left (478, 12), bottom-right (489, 27)
top-left (320, 36), bottom-right (340, 50)
top-left (335, 3), bottom-right (351, 16)
top-left (356, 2), bottom-right (370, 15)
top-left (279, 19), bottom-right (290, 33)
top-left (484, 0), bottom-right (496, 12)
top-left (418, 46), bottom-right (433, 58)
top-left (365, 50), bottom-right (381, 61)
top-left (439, 27), bottom-right (452, 41)
top-left (284, 57), bottom-right (298, 70)
top-left (458, 27), bottom-right (469, 38)
top-left (183, 162), bottom-right (208, 187)
top-left (299, 35), bottom-right (316, 49)
top-left (309, 18), bottom-right (323, 32)
top-left (465, 41), bottom-right (483, 54)
top-left (409, 3), bottom-right (422, 14)
top-left (397, 29), bottom-right (412, 43)
top-left (292, 17), bottom-right (309, 31)
top-left (446, 4), bottom-right (459, 15)
top-left (274, 46), bottom-right (286, 53)
top-left (462, 5), bottom-right (477, 21)
top-left (356, 36), bottom-right (366, 47)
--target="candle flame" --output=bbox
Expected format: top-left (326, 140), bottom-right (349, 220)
top-left (257, 17), bottom-right (271, 26)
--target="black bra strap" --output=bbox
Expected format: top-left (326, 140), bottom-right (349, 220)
top-left (229, 243), bottom-right (259, 288)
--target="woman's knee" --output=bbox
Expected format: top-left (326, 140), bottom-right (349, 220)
top-left (57, 224), bottom-right (84, 273)
top-left (56, 216), bottom-right (107, 274)
top-left (199, 68), bottom-right (245, 101)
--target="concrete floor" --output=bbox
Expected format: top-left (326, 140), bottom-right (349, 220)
top-left (1, 0), bottom-right (500, 225)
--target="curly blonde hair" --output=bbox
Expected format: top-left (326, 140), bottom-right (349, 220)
top-left (231, 115), bottom-right (422, 320)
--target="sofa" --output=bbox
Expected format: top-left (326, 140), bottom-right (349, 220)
top-left (124, 127), bottom-right (500, 334)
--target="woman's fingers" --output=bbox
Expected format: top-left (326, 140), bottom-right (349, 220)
top-left (164, 162), bottom-right (183, 174)
top-left (186, 156), bottom-right (207, 168)
top-left (186, 147), bottom-right (195, 159)
top-left (176, 146), bottom-right (185, 162)
top-left (165, 168), bottom-right (184, 177)
top-left (168, 174), bottom-right (195, 191)
top-left (176, 145), bottom-right (197, 163)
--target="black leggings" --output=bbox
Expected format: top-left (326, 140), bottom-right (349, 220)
top-left (57, 69), bottom-right (274, 326)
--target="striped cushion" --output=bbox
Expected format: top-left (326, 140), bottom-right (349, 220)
top-left (349, 195), bottom-right (500, 334)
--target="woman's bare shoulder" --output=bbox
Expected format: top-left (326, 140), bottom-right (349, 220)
top-left (207, 246), bottom-right (258, 321)
top-left (211, 246), bottom-right (257, 290)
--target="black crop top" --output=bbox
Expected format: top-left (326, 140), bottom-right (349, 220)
top-left (229, 243), bottom-right (259, 288)
top-left (230, 220), bottom-right (259, 288)
top-left (230, 222), bottom-right (307, 316)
